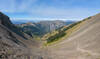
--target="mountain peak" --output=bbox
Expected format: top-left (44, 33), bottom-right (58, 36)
top-left (0, 12), bottom-right (13, 28)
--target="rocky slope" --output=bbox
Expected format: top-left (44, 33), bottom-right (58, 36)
top-left (0, 12), bottom-right (38, 59)
top-left (44, 14), bottom-right (100, 59)
top-left (0, 12), bottom-right (31, 39)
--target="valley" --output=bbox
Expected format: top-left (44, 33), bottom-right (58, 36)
top-left (0, 12), bottom-right (100, 59)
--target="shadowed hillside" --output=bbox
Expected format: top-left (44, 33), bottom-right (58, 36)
top-left (0, 12), bottom-right (41, 59)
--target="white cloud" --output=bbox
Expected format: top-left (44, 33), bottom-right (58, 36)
top-left (10, 17), bottom-right (68, 21)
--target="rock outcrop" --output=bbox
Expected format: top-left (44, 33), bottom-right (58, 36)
top-left (0, 12), bottom-right (32, 59)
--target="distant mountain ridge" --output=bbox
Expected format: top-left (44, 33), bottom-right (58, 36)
top-left (16, 20), bottom-right (74, 37)
top-left (11, 19), bottom-right (75, 24)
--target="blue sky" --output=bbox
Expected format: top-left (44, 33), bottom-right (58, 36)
top-left (0, 0), bottom-right (100, 21)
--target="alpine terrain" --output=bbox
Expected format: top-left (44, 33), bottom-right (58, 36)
top-left (0, 12), bottom-right (100, 59)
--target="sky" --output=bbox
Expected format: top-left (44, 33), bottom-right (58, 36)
top-left (0, 0), bottom-right (100, 21)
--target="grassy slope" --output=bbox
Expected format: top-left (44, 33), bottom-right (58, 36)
top-left (42, 17), bottom-right (91, 46)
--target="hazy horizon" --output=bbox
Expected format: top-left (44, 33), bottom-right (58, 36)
top-left (0, 0), bottom-right (100, 21)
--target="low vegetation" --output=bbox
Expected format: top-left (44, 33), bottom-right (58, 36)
top-left (46, 30), bottom-right (66, 43)
top-left (43, 17), bottom-right (91, 46)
